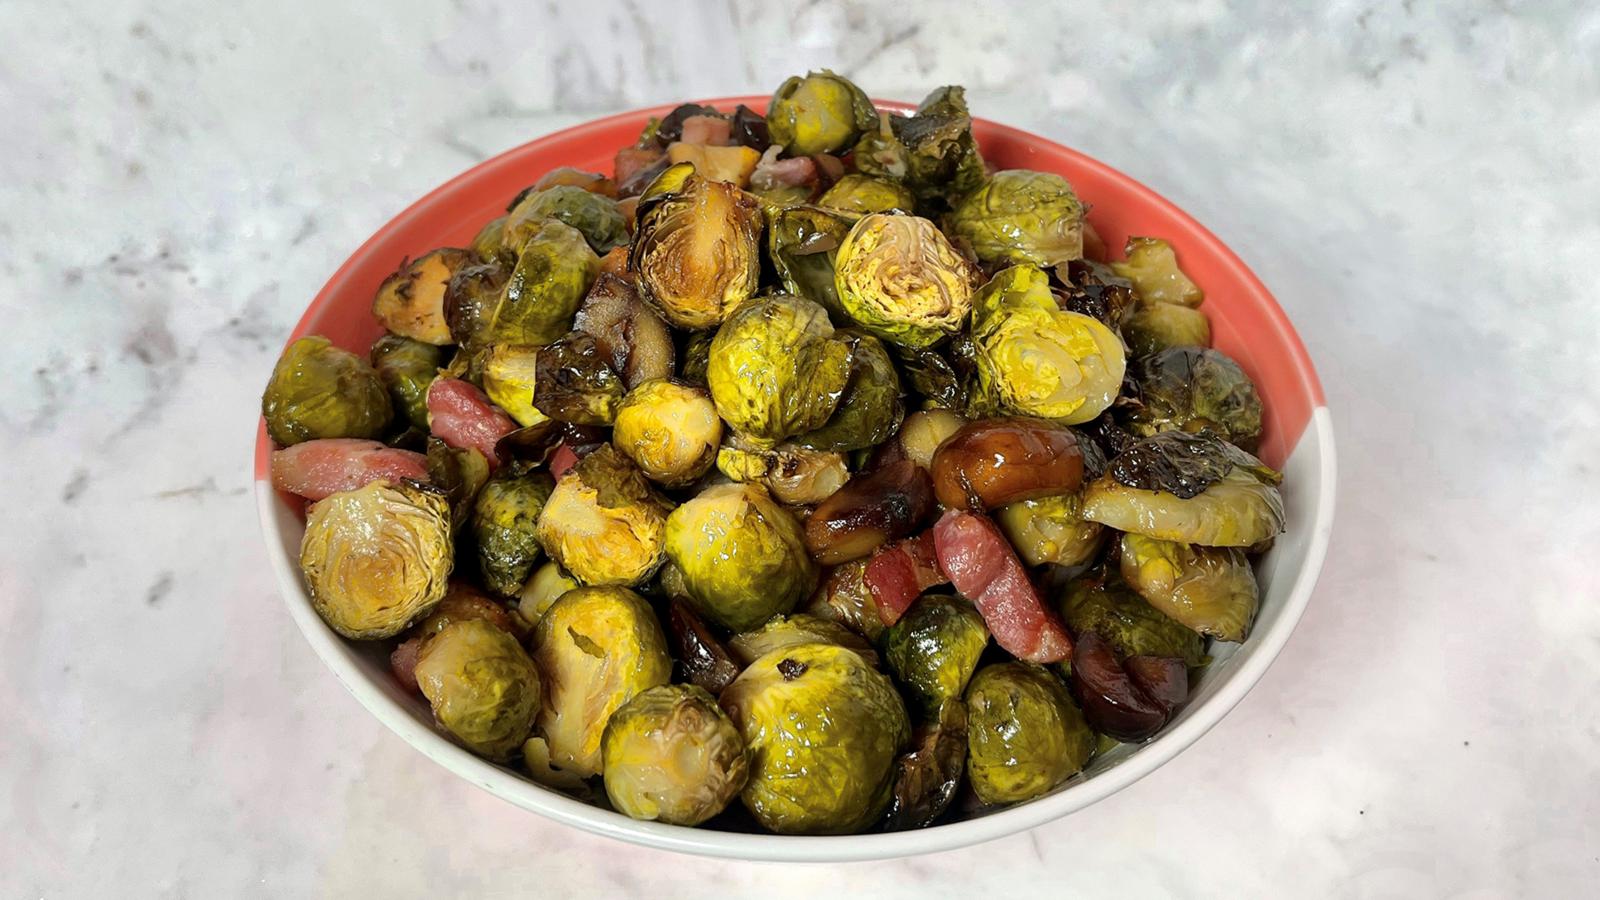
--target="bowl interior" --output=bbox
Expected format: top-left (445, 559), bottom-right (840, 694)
top-left (255, 97), bottom-right (1332, 860)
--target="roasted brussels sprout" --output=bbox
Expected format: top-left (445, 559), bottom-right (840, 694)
top-left (766, 70), bottom-right (876, 157)
top-left (262, 336), bottom-right (393, 446)
top-left (1112, 237), bottom-right (1204, 307)
top-left (299, 480), bottom-right (453, 639)
top-left (370, 334), bottom-right (445, 430)
top-left (665, 142), bottom-right (763, 187)
top-left (530, 586), bottom-right (672, 776)
top-left (707, 294), bottom-right (850, 444)
top-left (505, 185), bottom-right (627, 254)
top-left (929, 416), bottom-right (1085, 511)
top-left (833, 213), bottom-right (977, 349)
top-left (631, 170), bottom-right (763, 330)
top-left (802, 559), bottom-right (886, 642)
top-left (804, 460), bottom-right (936, 565)
top-left (720, 642), bottom-right (911, 834)
top-left (425, 437), bottom-right (491, 529)
top-left (884, 698), bottom-right (967, 831)
top-left (515, 560), bottom-right (578, 630)
top-left (797, 331), bottom-right (902, 453)
top-left (488, 221), bottom-right (601, 346)
top-left (571, 273), bottom-right (675, 390)
top-left (884, 595), bottom-right (989, 717)
top-left (471, 216), bottom-right (511, 264)
top-left (414, 619), bottom-right (541, 760)
top-left (1123, 300), bottom-right (1212, 356)
top-left (664, 482), bottom-right (817, 631)
top-left (442, 261), bottom-right (510, 350)
top-left (371, 248), bottom-right (472, 345)
top-left (1080, 431), bottom-right (1284, 547)
top-left (679, 330), bottom-right (713, 385)
top-left (1119, 533), bottom-right (1259, 642)
top-left (996, 492), bottom-right (1105, 569)
top-left (522, 735), bottom-right (591, 796)
top-left (532, 331), bottom-right (625, 425)
top-left (766, 204), bottom-right (852, 319)
top-left (471, 462), bottom-right (555, 596)
top-left (535, 445), bottom-right (671, 586)
top-left (949, 170), bottom-right (1084, 268)
top-left (1055, 259), bottom-right (1139, 330)
top-left (1123, 347), bottom-right (1263, 451)
top-left (715, 437), bottom-right (850, 506)
top-left (480, 343), bottom-right (548, 428)
top-left (818, 174), bottom-right (915, 216)
top-left (728, 613), bottom-right (879, 668)
top-left (602, 684), bottom-right (751, 826)
top-left (411, 583), bottom-right (514, 640)
top-left (612, 379), bottom-right (721, 487)
top-left (970, 266), bottom-right (1125, 425)
top-left (1059, 574), bottom-right (1205, 666)
top-left (895, 408), bottom-right (967, 469)
top-left (893, 345), bottom-right (968, 410)
top-left (964, 662), bottom-right (1094, 805)
top-left (852, 87), bottom-right (986, 205)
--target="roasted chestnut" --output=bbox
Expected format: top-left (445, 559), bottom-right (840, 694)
top-left (1067, 630), bottom-right (1188, 742)
top-left (929, 417), bottom-right (1084, 511)
top-left (804, 461), bottom-right (937, 565)
top-left (665, 595), bottom-right (742, 694)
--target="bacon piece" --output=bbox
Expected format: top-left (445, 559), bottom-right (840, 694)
top-left (390, 636), bottom-right (425, 694)
top-left (269, 438), bottom-right (428, 501)
top-left (931, 509), bottom-right (1072, 663)
top-left (614, 146), bottom-right (667, 190)
top-left (750, 146), bottom-right (818, 192)
top-left (679, 115), bottom-right (733, 146)
top-left (548, 443), bottom-right (581, 480)
top-left (865, 532), bottom-right (946, 627)
top-left (426, 377), bottom-right (517, 468)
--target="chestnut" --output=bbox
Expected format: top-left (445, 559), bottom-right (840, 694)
top-left (929, 417), bottom-right (1083, 511)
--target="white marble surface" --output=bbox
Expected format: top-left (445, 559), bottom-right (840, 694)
top-left (4, 0), bottom-right (1599, 896)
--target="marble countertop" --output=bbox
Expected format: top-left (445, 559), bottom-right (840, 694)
top-left (5, 0), bottom-right (1598, 896)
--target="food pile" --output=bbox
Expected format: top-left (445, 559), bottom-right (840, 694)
top-left (262, 71), bottom-right (1284, 834)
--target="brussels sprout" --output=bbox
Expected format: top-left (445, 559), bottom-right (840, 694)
top-left (1124, 300), bottom-right (1211, 357)
top-left (707, 294), bottom-right (851, 444)
top-left (728, 613), bottom-right (879, 668)
top-left (766, 70), bottom-right (876, 156)
top-left (720, 642), bottom-right (911, 834)
top-left (964, 662), bottom-right (1094, 805)
top-left (1119, 533), bottom-right (1258, 642)
top-left (665, 142), bottom-right (763, 187)
top-left (766, 204), bottom-right (852, 319)
top-left (802, 559), bottom-right (886, 642)
top-left (413, 619), bottom-right (541, 760)
top-left (679, 330), bottom-right (714, 386)
top-left (996, 492), bottom-right (1105, 569)
top-left (1111, 237), bottom-right (1204, 307)
top-left (885, 595), bottom-right (989, 717)
top-left (299, 480), bottom-right (453, 639)
top-left (1080, 431), bottom-right (1284, 547)
top-left (531, 331), bottom-right (625, 425)
top-left (1059, 574), bottom-right (1206, 665)
top-left (443, 261), bottom-right (510, 350)
top-left (896, 408), bottom-right (968, 469)
top-left (1056, 259), bottom-right (1139, 330)
top-left (471, 462), bottom-right (555, 596)
top-left (370, 334), bottom-right (445, 430)
top-left (411, 583), bottom-right (515, 640)
top-left (818, 174), bottom-right (915, 216)
top-left (371, 248), bottom-right (472, 345)
top-left (530, 586), bottom-right (672, 776)
top-left (884, 699), bottom-right (967, 831)
top-left (522, 735), bottom-right (592, 796)
top-left (1123, 347), bottom-right (1263, 451)
top-left (262, 336), bottom-right (393, 447)
top-left (664, 482), bottom-right (817, 631)
top-left (715, 438), bottom-right (850, 506)
top-left (851, 111), bottom-right (910, 182)
top-left (571, 273), bottom-right (676, 390)
top-left (535, 445), bottom-right (671, 586)
top-left (612, 379), bottom-right (721, 487)
top-left (797, 331), bottom-right (902, 452)
top-left (970, 266), bottom-right (1125, 425)
top-left (602, 684), bottom-right (751, 826)
top-left (486, 221), bottom-right (601, 346)
top-left (505, 185), bottom-right (627, 254)
top-left (480, 344), bottom-right (548, 428)
top-left (852, 88), bottom-right (986, 205)
top-left (893, 345), bottom-right (967, 410)
top-left (515, 560), bottom-right (578, 630)
top-left (949, 170), bottom-right (1084, 268)
top-left (471, 216), bottom-right (511, 264)
top-left (525, 165), bottom-right (616, 198)
top-left (631, 171), bottom-right (763, 330)
top-left (833, 214), bottom-right (977, 349)
top-left (425, 437), bottom-right (491, 529)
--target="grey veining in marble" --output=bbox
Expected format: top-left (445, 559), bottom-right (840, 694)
top-left (3, 0), bottom-right (1598, 896)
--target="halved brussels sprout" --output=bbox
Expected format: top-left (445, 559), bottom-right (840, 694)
top-left (571, 273), bottom-right (676, 390)
top-left (631, 170), bottom-right (763, 330)
top-left (1111, 237), bottom-right (1204, 307)
top-left (471, 462), bottom-right (555, 596)
top-left (707, 294), bottom-right (851, 445)
top-left (505, 185), bottom-right (627, 255)
top-left (996, 492), bottom-right (1105, 569)
top-left (720, 642), bottom-right (911, 834)
top-left (766, 204), bottom-right (852, 320)
top-left (1123, 300), bottom-right (1212, 357)
top-left (715, 437), bottom-right (850, 506)
top-left (884, 698), bottom-right (967, 831)
top-left (1058, 573), bottom-right (1206, 665)
top-left (425, 437), bottom-right (491, 529)
top-left (1119, 533), bottom-right (1259, 642)
top-left (797, 330), bottom-right (902, 453)
top-left (532, 331), bottom-right (625, 425)
top-left (414, 619), bottom-right (541, 760)
top-left (833, 213), bottom-right (977, 349)
top-left (1080, 431), bottom-right (1284, 547)
top-left (728, 613), bottom-right (879, 668)
top-left (481, 344), bottom-right (549, 428)
top-left (665, 142), bottom-right (763, 186)
top-left (535, 445), bottom-right (672, 586)
top-left (970, 266), bottom-right (1125, 424)
top-left (884, 595), bottom-right (989, 717)
top-left (514, 560), bottom-right (578, 631)
top-left (1124, 347), bottom-right (1263, 451)
top-left (612, 379), bottom-right (721, 487)
top-left (530, 586), bottom-right (672, 776)
top-left (802, 558), bottom-right (886, 642)
top-left (818, 174), bottom-right (915, 216)
top-left (766, 70), bottom-right (876, 156)
top-left (949, 170), bottom-right (1084, 268)
top-left (262, 336), bottom-right (393, 446)
top-left (488, 220), bottom-right (601, 346)
top-left (964, 662), bottom-right (1094, 805)
top-left (664, 482), bottom-right (817, 631)
top-left (602, 684), bottom-right (751, 826)
top-left (371, 334), bottom-right (445, 430)
top-left (371, 248), bottom-right (472, 345)
top-left (299, 480), bottom-right (453, 639)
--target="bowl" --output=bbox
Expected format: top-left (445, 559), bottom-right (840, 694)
top-left (254, 96), bottom-right (1335, 861)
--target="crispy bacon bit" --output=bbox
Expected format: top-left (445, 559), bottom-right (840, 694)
top-left (270, 439), bottom-right (428, 501)
top-left (426, 377), bottom-right (517, 468)
top-left (865, 532), bottom-right (947, 627)
top-left (931, 509), bottom-right (1072, 663)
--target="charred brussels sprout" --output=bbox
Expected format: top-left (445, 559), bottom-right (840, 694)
top-left (532, 331), bottom-right (625, 425)
top-left (612, 379), bottom-right (721, 487)
top-left (818, 174), bottom-right (915, 216)
top-left (893, 346), bottom-right (967, 411)
top-left (371, 248), bottom-right (472, 345)
top-left (720, 642), bottom-right (911, 834)
top-left (262, 336), bottom-right (393, 446)
top-left (535, 445), bottom-right (671, 586)
top-left (1119, 533), bottom-right (1259, 642)
top-left (715, 438), bottom-right (850, 506)
top-left (370, 334), bottom-right (445, 430)
top-left (1059, 574), bottom-right (1205, 665)
top-left (602, 684), bottom-right (750, 826)
top-left (1123, 300), bottom-right (1212, 356)
top-left (802, 559), bottom-right (886, 642)
top-left (425, 437), bottom-right (491, 529)
top-left (299, 480), bottom-right (453, 639)
top-left (766, 70), bottom-right (876, 156)
top-left (707, 294), bottom-right (851, 445)
top-left (970, 266), bottom-right (1125, 424)
top-left (884, 595), bottom-right (989, 717)
top-left (515, 560), bottom-right (578, 630)
top-left (797, 330), bottom-right (903, 453)
top-left (571, 273), bottom-right (676, 390)
top-left (530, 586), bottom-right (672, 776)
top-left (852, 87), bottom-right (986, 205)
top-left (833, 214), bottom-right (977, 349)
top-left (766, 205), bottom-right (852, 319)
top-left (949, 170), bottom-right (1085, 268)
top-left (1081, 431), bottom-right (1284, 547)
top-left (631, 170), bottom-right (763, 330)
top-left (884, 698), bottom-right (968, 831)
top-left (489, 221), bottom-right (601, 346)
top-left (664, 482), bottom-right (817, 631)
top-left (471, 463), bottom-right (555, 596)
top-left (480, 344), bottom-right (548, 428)
top-left (1112, 237), bottom-right (1204, 307)
top-left (443, 261), bottom-right (510, 350)
top-left (505, 185), bottom-right (627, 255)
top-left (1124, 347), bottom-right (1264, 451)
top-left (728, 613), bottom-right (880, 668)
top-left (414, 619), bottom-right (541, 760)
top-left (996, 492), bottom-right (1105, 569)
top-left (964, 662), bottom-right (1094, 805)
